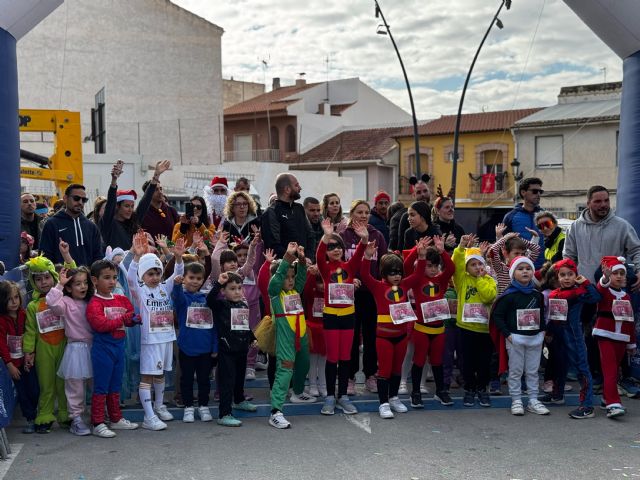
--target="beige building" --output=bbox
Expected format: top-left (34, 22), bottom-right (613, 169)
top-left (223, 78), bottom-right (265, 109)
top-left (512, 82), bottom-right (620, 217)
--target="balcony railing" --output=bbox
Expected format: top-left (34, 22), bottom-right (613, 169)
top-left (224, 149), bottom-right (280, 163)
top-left (468, 174), bottom-right (512, 201)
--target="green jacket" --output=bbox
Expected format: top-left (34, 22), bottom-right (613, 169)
top-left (268, 257), bottom-right (308, 336)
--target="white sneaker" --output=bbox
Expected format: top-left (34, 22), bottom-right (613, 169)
top-left (155, 404), bottom-right (174, 421)
top-left (398, 381), bottom-right (408, 395)
top-left (379, 402), bottom-right (394, 419)
top-left (183, 407), bottom-right (195, 423)
top-left (198, 406), bottom-right (213, 422)
top-left (269, 411), bottom-right (291, 429)
top-left (93, 423), bottom-right (116, 438)
top-left (142, 415), bottom-right (167, 431)
top-left (290, 392), bottom-right (317, 403)
top-left (389, 396), bottom-right (408, 413)
top-left (420, 383), bottom-right (429, 394)
top-left (319, 385), bottom-right (328, 397)
top-left (308, 385), bottom-right (320, 397)
top-left (527, 400), bottom-right (550, 415)
top-left (109, 418), bottom-right (139, 430)
top-left (245, 368), bottom-right (256, 380)
top-left (511, 399), bottom-right (525, 416)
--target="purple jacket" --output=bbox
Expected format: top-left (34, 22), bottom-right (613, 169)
top-left (341, 224), bottom-right (387, 281)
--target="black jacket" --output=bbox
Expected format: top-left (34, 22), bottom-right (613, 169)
top-left (388, 207), bottom-right (407, 251)
top-left (40, 210), bottom-right (103, 266)
top-left (435, 218), bottom-right (465, 251)
top-left (261, 199), bottom-right (315, 261)
top-left (99, 184), bottom-right (156, 250)
top-left (368, 209), bottom-right (389, 245)
top-left (207, 282), bottom-right (255, 353)
top-left (403, 224), bottom-right (443, 251)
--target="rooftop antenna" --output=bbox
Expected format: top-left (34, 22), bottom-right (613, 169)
top-left (600, 66), bottom-right (607, 84)
top-left (259, 54), bottom-right (270, 89)
top-left (325, 54), bottom-right (330, 102)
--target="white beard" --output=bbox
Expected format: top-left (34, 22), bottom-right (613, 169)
top-left (203, 185), bottom-right (228, 217)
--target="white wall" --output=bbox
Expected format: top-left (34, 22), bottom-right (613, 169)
top-left (16, 0), bottom-right (223, 167)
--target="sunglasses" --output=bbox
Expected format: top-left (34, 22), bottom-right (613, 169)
top-left (388, 270), bottom-right (403, 276)
top-left (326, 243), bottom-right (342, 251)
top-left (71, 195), bottom-right (89, 204)
top-left (528, 188), bottom-right (544, 195)
top-left (192, 204), bottom-right (202, 210)
top-left (537, 220), bottom-right (554, 230)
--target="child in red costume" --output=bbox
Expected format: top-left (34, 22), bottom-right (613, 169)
top-left (403, 235), bottom-right (455, 408)
top-left (302, 265), bottom-right (327, 398)
top-left (316, 218), bottom-right (368, 415)
top-left (594, 256), bottom-right (637, 418)
top-left (360, 237), bottom-right (428, 419)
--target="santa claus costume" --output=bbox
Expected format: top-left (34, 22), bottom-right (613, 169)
top-left (203, 176), bottom-right (229, 229)
top-left (593, 256), bottom-right (637, 418)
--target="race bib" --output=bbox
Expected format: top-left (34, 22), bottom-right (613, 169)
top-left (7, 335), bottom-right (23, 359)
top-left (36, 309), bottom-right (64, 334)
top-left (612, 299), bottom-right (634, 322)
top-left (461, 303), bottom-right (489, 324)
top-left (328, 283), bottom-right (354, 304)
top-left (149, 310), bottom-right (174, 333)
top-left (312, 297), bottom-right (324, 318)
top-left (186, 307), bottom-right (213, 329)
top-left (230, 308), bottom-right (250, 331)
top-left (548, 298), bottom-right (568, 321)
top-left (283, 294), bottom-right (303, 314)
top-left (389, 302), bottom-right (417, 325)
top-left (517, 309), bottom-right (541, 331)
top-left (420, 299), bottom-right (451, 324)
top-left (448, 299), bottom-right (458, 316)
top-left (105, 306), bottom-right (127, 330)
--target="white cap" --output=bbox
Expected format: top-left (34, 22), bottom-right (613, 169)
top-left (138, 253), bottom-right (163, 281)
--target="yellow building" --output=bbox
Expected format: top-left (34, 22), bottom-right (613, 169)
top-left (394, 109), bottom-right (542, 209)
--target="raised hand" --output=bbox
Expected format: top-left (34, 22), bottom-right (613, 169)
top-left (173, 237), bottom-right (186, 258)
top-left (307, 264), bottom-right (319, 276)
top-left (416, 237), bottom-right (430, 258)
top-left (575, 275), bottom-right (586, 285)
top-left (154, 160), bottom-right (171, 177)
top-left (479, 241), bottom-right (491, 256)
top-left (353, 222), bottom-right (369, 241)
top-left (192, 231), bottom-right (203, 247)
top-left (495, 223), bottom-right (507, 240)
top-left (58, 267), bottom-right (70, 286)
top-left (155, 234), bottom-right (168, 250)
top-left (132, 231), bottom-right (148, 257)
top-left (174, 275), bottom-right (184, 285)
top-left (218, 231), bottom-right (230, 246)
top-left (444, 233), bottom-right (456, 248)
top-left (286, 242), bottom-right (298, 257)
top-left (218, 272), bottom-right (229, 284)
top-left (432, 235), bottom-right (445, 253)
top-left (364, 240), bottom-right (377, 259)
top-left (296, 245), bottom-right (306, 263)
top-left (321, 218), bottom-right (333, 236)
top-left (251, 229), bottom-right (262, 245)
top-left (264, 248), bottom-right (276, 263)
top-left (601, 263), bottom-right (612, 281)
top-left (59, 238), bottom-right (70, 256)
top-left (111, 160), bottom-right (124, 182)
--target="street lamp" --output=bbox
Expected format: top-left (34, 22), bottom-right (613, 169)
top-left (375, 0), bottom-right (422, 180)
top-left (510, 157), bottom-right (523, 203)
top-left (449, 0), bottom-right (511, 206)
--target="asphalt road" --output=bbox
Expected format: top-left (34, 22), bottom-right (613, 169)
top-left (3, 401), bottom-right (640, 480)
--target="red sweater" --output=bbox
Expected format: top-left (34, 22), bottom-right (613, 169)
top-left (0, 310), bottom-right (26, 368)
top-left (594, 280), bottom-right (637, 347)
top-left (316, 241), bottom-right (365, 309)
top-left (86, 294), bottom-right (135, 340)
top-left (258, 260), bottom-right (272, 315)
top-left (404, 249), bottom-right (455, 331)
top-left (360, 257), bottom-right (426, 337)
top-left (303, 271), bottom-right (324, 324)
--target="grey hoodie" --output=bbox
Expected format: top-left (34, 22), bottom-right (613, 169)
top-left (563, 209), bottom-right (640, 282)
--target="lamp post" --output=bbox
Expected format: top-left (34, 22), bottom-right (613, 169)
top-left (449, 0), bottom-right (511, 206)
top-left (375, 0), bottom-right (421, 180)
top-left (510, 157), bottom-right (523, 203)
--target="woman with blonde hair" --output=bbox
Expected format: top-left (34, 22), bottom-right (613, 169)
top-left (221, 191), bottom-right (261, 243)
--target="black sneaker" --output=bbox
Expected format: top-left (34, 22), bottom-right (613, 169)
top-left (569, 406), bottom-right (595, 419)
top-left (463, 391), bottom-right (475, 407)
top-left (478, 391), bottom-right (491, 407)
top-left (434, 391), bottom-right (454, 406)
top-left (540, 393), bottom-right (565, 405)
top-left (410, 392), bottom-right (424, 409)
top-left (35, 422), bottom-right (53, 434)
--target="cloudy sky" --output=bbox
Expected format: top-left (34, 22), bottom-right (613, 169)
top-left (173, 0), bottom-right (621, 119)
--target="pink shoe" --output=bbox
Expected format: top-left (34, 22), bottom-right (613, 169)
top-left (347, 379), bottom-right (356, 396)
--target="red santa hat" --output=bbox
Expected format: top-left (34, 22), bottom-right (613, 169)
top-left (116, 189), bottom-right (137, 203)
top-left (601, 255), bottom-right (626, 273)
top-left (553, 258), bottom-right (577, 274)
top-left (508, 256), bottom-right (535, 279)
top-left (210, 176), bottom-right (228, 191)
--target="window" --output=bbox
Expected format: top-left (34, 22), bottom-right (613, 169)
top-left (407, 154), bottom-right (429, 177)
top-left (91, 87), bottom-right (106, 153)
top-left (483, 149), bottom-right (504, 190)
top-left (270, 126), bottom-right (279, 150)
top-left (285, 125), bottom-right (296, 152)
top-left (535, 135), bottom-right (563, 168)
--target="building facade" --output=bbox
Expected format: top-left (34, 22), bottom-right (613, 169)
top-left (513, 82), bottom-right (620, 216)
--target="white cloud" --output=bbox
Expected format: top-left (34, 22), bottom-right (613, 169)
top-left (173, 0), bottom-right (622, 118)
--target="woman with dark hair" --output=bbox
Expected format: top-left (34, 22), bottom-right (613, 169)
top-left (322, 193), bottom-right (348, 234)
top-left (402, 201), bottom-right (442, 251)
top-left (340, 200), bottom-right (387, 395)
top-left (100, 160), bottom-right (170, 250)
top-left (172, 196), bottom-right (214, 247)
top-left (433, 196), bottom-right (465, 250)
top-left (221, 191), bottom-right (261, 243)
top-left (90, 197), bottom-right (107, 226)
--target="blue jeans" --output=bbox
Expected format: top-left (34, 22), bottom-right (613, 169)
top-left (553, 317), bottom-right (593, 408)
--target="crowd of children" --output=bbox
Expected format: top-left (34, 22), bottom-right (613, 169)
top-left (1, 202), bottom-right (638, 437)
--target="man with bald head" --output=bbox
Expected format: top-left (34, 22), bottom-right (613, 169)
top-left (389, 180), bottom-right (431, 251)
top-left (261, 173), bottom-right (315, 261)
top-left (21, 193), bottom-right (42, 249)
